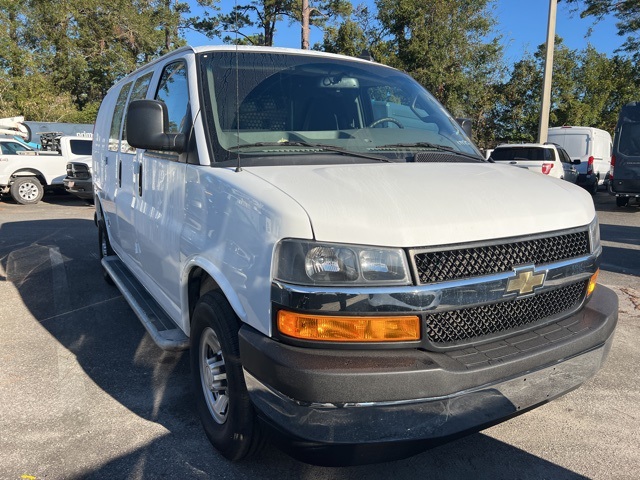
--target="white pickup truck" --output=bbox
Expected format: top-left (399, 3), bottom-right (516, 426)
top-left (0, 135), bottom-right (92, 204)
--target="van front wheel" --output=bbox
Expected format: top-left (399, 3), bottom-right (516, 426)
top-left (191, 292), bottom-right (263, 461)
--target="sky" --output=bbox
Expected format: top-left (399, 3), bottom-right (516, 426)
top-left (184, 0), bottom-right (624, 65)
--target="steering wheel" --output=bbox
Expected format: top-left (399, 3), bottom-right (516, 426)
top-left (368, 117), bottom-right (404, 128)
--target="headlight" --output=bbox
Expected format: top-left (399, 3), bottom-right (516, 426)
top-left (274, 239), bottom-right (411, 286)
top-left (588, 216), bottom-right (601, 253)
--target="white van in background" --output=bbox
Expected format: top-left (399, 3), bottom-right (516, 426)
top-left (547, 126), bottom-right (612, 194)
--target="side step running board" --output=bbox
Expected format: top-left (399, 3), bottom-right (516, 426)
top-left (102, 256), bottom-right (189, 351)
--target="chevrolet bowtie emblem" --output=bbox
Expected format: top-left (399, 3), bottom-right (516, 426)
top-left (506, 268), bottom-right (546, 296)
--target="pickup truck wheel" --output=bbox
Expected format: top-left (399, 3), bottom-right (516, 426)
top-left (98, 221), bottom-right (115, 285)
top-left (10, 177), bottom-right (43, 204)
top-left (191, 292), bottom-right (263, 461)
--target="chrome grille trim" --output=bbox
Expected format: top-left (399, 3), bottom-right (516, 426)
top-left (272, 228), bottom-right (598, 348)
top-left (271, 253), bottom-right (598, 315)
top-left (410, 228), bottom-right (590, 285)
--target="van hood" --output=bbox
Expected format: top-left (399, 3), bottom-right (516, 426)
top-left (246, 162), bottom-right (596, 247)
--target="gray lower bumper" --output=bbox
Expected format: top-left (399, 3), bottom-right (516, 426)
top-left (244, 335), bottom-right (613, 444)
top-left (241, 285), bottom-right (618, 447)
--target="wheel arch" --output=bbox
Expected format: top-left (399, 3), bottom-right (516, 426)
top-left (11, 169), bottom-right (48, 186)
top-left (95, 197), bottom-right (106, 225)
top-left (182, 258), bottom-right (248, 337)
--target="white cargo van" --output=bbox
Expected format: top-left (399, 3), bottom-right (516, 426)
top-left (92, 46), bottom-right (617, 466)
top-left (547, 126), bottom-right (613, 194)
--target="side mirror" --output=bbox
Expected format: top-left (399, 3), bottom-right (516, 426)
top-left (127, 100), bottom-right (186, 153)
top-left (572, 159), bottom-right (581, 165)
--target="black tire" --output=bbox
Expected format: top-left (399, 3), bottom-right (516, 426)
top-left (98, 220), bottom-right (115, 285)
top-left (190, 292), bottom-right (263, 461)
top-left (589, 179), bottom-right (598, 195)
top-left (616, 197), bottom-right (629, 207)
top-left (10, 177), bottom-right (43, 204)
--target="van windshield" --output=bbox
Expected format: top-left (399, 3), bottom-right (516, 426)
top-left (198, 51), bottom-right (481, 164)
top-left (617, 122), bottom-right (640, 156)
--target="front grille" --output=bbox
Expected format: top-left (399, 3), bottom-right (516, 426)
top-left (413, 231), bottom-right (589, 284)
top-left (413, 152), bottom-right (479, 163)
top-left (66, 163), bottom-right (91, 179)
top-left (425, 281), bottom-right (587, 345)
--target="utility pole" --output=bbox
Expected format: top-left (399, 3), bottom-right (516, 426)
top-left (302, 0), bottom-right (310, 49)
top-left (537, 0), bottom-right (558, 144)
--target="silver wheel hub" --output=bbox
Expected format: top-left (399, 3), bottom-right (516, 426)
top-left (19, 182), bottom-right (39, 200)
top-left (199, 327), bottom-right (229, 424)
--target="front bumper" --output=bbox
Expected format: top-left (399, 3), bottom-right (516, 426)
top-left (239, 285), bottom-right (617, 459)
top-left (609, 179), bottom-right (640, 197)
top-left (576, 173), bottom-right (597, 188)
top-left (63, 178), bottom-right (94, 199)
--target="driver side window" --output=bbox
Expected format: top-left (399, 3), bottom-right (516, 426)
top-left (155, 61), bottom-right (189, 134)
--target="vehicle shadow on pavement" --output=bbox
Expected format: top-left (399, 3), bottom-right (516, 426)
top-left (0, 218), bottom-right (589, 480)
top-left (599, 224), bottom-right (640, 277)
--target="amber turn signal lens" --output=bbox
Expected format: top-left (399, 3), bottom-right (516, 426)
top-left (277, 311), bottom-right (420, 342)
top-left (587, 269), bottom-right (599, 296)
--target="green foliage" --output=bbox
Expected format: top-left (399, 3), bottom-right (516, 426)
top-left (492, 38), bottom-right (640, 143)
top-left (0, 0), bottom-right (186, 123)
top-left (1, 0), bottom-right (639, 144)
top-left (324, 0), bottom-right (505, 147)
top-left (191, 0), bottom-right (351, 46)
top-left (319, 4), bottom-right (385, 58)
top-left (565, 0), bottom-right (640, 58)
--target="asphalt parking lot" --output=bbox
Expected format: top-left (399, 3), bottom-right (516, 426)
top-left (0, 191), bottom-right (638, 480)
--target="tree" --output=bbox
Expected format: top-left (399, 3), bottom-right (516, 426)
top-left (0, 0), bottom-right (187, 122)
top-left (565, 0), bottom-right (640, 58)
top-left (192, 0), bottom-right (350, 47)
top-left (25, 0), bottom-right (187, 107)
top-left (319, 3), bottom-right (387, 58)
top-left (374, 0), bottom-right (504, 147)
top-left (492, 38), bottom-right (640, 143)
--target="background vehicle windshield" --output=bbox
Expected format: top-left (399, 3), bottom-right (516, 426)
top-left (491, 147), bottom-right (554, 161)
top-left (617, 122), bottom-right (640, 156)
top-left (199, 51), bottom-right (480, 163)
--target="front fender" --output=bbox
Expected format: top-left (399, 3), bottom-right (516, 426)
top-left (180, 256), bottom-right (249, 337)
top-left (11, 168), bottom-right (46, 182)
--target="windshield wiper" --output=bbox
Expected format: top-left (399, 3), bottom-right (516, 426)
top-left (376, 141), bottom-right (453, 151)
top-left (229, 141), bottom-right (390, 162)
top-left (375, 142), bottom-right (485, 161)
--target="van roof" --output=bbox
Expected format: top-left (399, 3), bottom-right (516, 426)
top-left (547, 126), bottom-right (609, 134)
top-left (620, 102), bottom-right (640, 121)
top-left (110, 45), bottom-right (390, 92)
